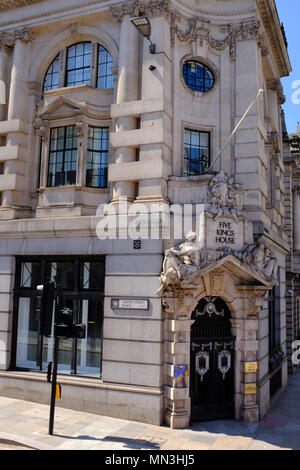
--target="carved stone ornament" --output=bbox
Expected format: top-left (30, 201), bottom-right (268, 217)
top-left (171, 16), bottom-right (260, 60)
top-left (206, 170), bottom-right (244, 222)
top-left (110, 0), bottom-right (263, 60)
top-left (0, 28), bottom-right (34, 47)
top-left (157, 169), bottom-right (279, 298)
top-left (235, 236), bottom-right (279, 284)
top-left (110, 0), bottom-right (170, 19)
top-left (195, 297), bottom-right (224, 318)
top-left (33, 122), bottom-right (49, 142)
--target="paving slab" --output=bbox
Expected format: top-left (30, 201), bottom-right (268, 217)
top-left (0, 367), bottom-right (299, 450)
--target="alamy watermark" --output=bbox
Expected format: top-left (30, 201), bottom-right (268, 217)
top-left (96, 197), bottom-right (205, 242)
top-left (292, 341), bottom-right (300, 366)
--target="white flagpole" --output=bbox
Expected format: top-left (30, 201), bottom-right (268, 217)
top-left (206, 88), bottom-right (264, 172)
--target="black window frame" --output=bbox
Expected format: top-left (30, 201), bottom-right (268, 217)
top-left (184, 128), bottom-right (210, 175)
top-left (42, 42), bottom-right (114, 95)
top-left (86, 126), bottom-right (109, 189)
top-left (47, 125), bottom-right (78, 188)
top-left (42, 54), bottom-right (60, 93)
top-left (97, 44), bottom-right (114, 89)
top-left (11, 256), bottom-right (105, 378)
top-left (65, 42), bottom-right (92, 88)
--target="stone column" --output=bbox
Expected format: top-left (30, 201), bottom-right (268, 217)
top-left (2, 29), bottom-right (32, 209)
top-left (111, 15), bottom-right (139, 203)
top-left (0, 43), bottom-right (10, 123)
top-left (7, 34), bottom-right (30, 122)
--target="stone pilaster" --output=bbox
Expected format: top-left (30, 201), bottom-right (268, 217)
top-left (163, 293), bottom-right (193, 428)
top-left (236, 286), bottom-right (267, 422)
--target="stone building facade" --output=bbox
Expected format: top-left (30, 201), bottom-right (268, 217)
top-left (0, 0), bottom-right (293, 428)
top-left (283, 120), bottom-right (300, 374)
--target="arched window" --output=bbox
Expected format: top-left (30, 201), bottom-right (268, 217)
top-left (42, 42), bottom-right (114, 93)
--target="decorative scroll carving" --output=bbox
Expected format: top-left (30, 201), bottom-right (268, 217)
top-left (195, 296), bottom-right (224, 318)
top-left (110, 0), bottom-right (169, 19)
top-left (33, 122), bottom-right (49, 142)
top-left (0, 28), bottom-right (34, 47)
top-left (14, 28), bottom-right (34, 43)
top-left (267, 79), bottom-right (286, 105)
top-left (172, 16), bottom-right (260, 60)
top-left (110, 0), bottom-right (263, 62)
top-left (206, 170), bottom-right (244, 222)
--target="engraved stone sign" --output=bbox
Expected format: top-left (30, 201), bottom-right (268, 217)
top-left (206, 217), bottom-right (244, 251)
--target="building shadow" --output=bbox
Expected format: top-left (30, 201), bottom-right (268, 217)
top-left (55, 434), bottom-right (161, 450)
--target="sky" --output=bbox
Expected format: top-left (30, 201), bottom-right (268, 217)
top-left (276, 0), bottom-right (300, 134)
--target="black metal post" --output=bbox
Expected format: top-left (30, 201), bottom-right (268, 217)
top-left (49, 336), bottom-right (59, 435)
top-left (48, 280), bottom-right (62, 436)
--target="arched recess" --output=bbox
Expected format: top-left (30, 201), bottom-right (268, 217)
top-left (190, 296), bottom-right (235, 422)
top-left (29, 25), bottom-right (119, 86)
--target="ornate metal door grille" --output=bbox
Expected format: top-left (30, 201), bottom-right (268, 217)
top-left (190, 297), bottom-right (235, 422)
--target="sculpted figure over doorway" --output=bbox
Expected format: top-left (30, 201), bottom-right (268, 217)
top-left (156, 231), bottom-right (201, 296)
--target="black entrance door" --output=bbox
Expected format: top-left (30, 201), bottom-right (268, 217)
top-left (190, 297), bottom-right (235, 422)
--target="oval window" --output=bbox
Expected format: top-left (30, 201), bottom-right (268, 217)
top-left (182, 60), bottom-right (214, 93)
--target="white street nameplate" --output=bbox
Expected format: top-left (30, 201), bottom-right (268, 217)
top-left (111, 299), bottom-right (149, 310)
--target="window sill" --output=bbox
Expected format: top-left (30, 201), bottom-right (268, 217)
top-left (38, 185), bottom-right (109, 193)
top-left (43, 84), bottom-right (113, 98)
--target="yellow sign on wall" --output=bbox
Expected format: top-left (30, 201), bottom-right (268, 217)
top-left (245, 383), bottom-right (257, 395)
top-left (244, 362), bottom-right (258, 373)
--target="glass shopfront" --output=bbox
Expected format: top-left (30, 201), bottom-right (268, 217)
top-left (12, 256), bottom-right (105, 377)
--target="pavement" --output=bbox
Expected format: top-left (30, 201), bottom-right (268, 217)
top-left (0, 368), bottom-right (300, 451)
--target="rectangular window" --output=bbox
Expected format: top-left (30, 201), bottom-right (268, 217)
top-left (86, 127), bottom-right (109, 188)
top-left (184, 129), bottom-right (210, 175)
top-left (48, 126), bottom-right (78, 187)
top-left (13, 257), bottom-right (105, 377)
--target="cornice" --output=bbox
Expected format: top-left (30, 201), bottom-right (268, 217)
top-left (173, 0), bottom-right (256, 18)
top-left (0, 0), bottom-right (46, 12)
top-left (110, 1), bottom-right (262, 61)
top-left (0, 0), bottom-right (109, 28)
top-left (256, 0), bottom-right (291, 77)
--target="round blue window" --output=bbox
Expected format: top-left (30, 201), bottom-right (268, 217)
top-left (182, 60), bottom-right (214, 93)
